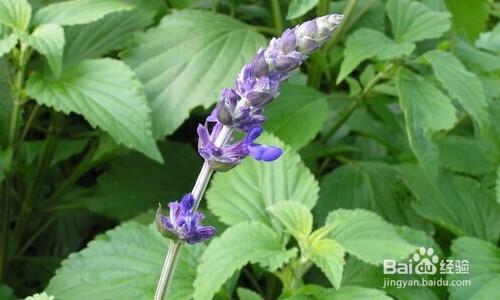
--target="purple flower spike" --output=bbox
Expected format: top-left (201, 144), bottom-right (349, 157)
top-left (214, 14), bottom-right (343, 131)
top-left (156, 194), bottom-right (216, 244)
top-left (197, 122), bottom-right (282, 171)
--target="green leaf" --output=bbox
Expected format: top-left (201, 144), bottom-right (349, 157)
top-left (337, 28), bottom-right (414, 83)
top-left (437, 135), bottom-right (495, 175)
top-left (317, 161), bottom-right (420, 226)
top-left (46, 222), bottom-right (203, 300)
top-left (396, 68), bottom-right (457, 177)
top-left (0, 33), bottom-right (17, 57)
top-left (26, 58), bottom-right (162, 162)
top-left (25, 24), bottom-right (64, 76)
top-left (325, 209), bottom-right (416, 265)
top-left (63, 0), bottom-right (164, 66)
top-left (207, 134), bottom-right (319, 227)
top-left (399, 165), bottom-right (500, 242)
top-left (456, 40), bottom-right (500, 72)
top-left (86, 142), bottom-right (199, 220)
top-left (264, 84), bottom-right (328, 150)
top-left (310, 238), bottom-right (345, 290)
top-left (268, 201), bottom-right (313, 242)
top-left (386, 0), bottom-right (451, 43)
top-left (423, 50), bottom-right (489, 135)
top-left (444, 0), bottom-right (489, 40)
top-left (286, 0), bottom-right (319, 20)
top-left (194, 222), bottom-right (297, 300)
top-left (448, 237), bottom-right (500, 300)
top-left (237, 288), bottom-right (263, 300)
top-left (476, 24), bottom-right (500, 54)
top-left (34, 0), bottom-right (133, 26)
top-left (0, 0), bottom-right (31, 32)
top-left (497, 166), bottom-right (500, 204)
top-left (0, 285), bottom-right (15, 300)
top-left (122, 10), bottom-right (265, 138)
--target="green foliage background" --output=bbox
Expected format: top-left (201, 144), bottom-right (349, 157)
top-left (0, 0), bottom-right (499, 299)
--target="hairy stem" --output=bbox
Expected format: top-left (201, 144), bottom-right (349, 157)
top-left (271, 0), bottom-right (283, 33)
top-left (154, 125), bottom-right (233, 300)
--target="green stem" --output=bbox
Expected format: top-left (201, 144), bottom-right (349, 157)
top-left (0, 42), bottom-right (30, 281)
top-left (13, 112), bottom-right (62, 250)
top-left (320, 65), bottom-right (391, 143)
top-left (16, 105), bottom-right (39, 152)
top-left (271, 0), bottom-right (283, 33)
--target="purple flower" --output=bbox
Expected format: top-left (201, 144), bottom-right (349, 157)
top-left (156, 194), bottom-right (215, 244)
top-left (197, 122), bottom-right (282, 171)
top-left (214, 14), bottom-right (343, 131)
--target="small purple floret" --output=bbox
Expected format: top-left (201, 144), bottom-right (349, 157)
top-left (156, 194), bottom-right (215, 244)
top-left (197, 122), bottom-right (282, 171)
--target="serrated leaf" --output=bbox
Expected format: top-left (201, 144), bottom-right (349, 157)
top-left (194, 222), bottom-right (297, 300)
top-left (26, 58), bottom-right (162, 162)
top-left (237, 288), bottom-right (263, 300)
top-left (268, 201), bottom-right (313, 242)
top-left (63, 0), bottom-right (164, 66)
top-left (34, 0), bottom-right (133, 26)
top-left (0, 0), bottom-right (31, 32)
top-left (325, 209), bottom-right (415, 265)
top-left (386, 0), bottom-right (450, 43)
top-left (423, 50), bottom-right (489, 136)
top-left (448, 237), bottom-right (500, 300)
top-left (399, 164), bottom-right (500, 242)
top-left (476, 24), bottom-right (500, 54)
top-left (337, 28), bottom-right (414, 83)
top-left (122, 10), bottom-right (265, 138)
top-left (25, 23), bottom-right (64, 76)
top-left (437, 135), bottom-right (495, 175)
top-left (310, 238), bottom-right (345, 290)
top-left (396, 68), bottom-right (456, 177)
top-left (264, 84), bottom-right (328, 150)
top-left (207, 134), bottom-right (319, 227)
top-left (317, 161), bottom-right (420, 226)
top-left (286, 0), bottom-right (319, 20)
top-left (0, 33), bottom-right (17, 57)
top-left (456, 39), bottom-right (500, 72)
top-left (46, 222), bottom-right (203, 300)
top-left (444, 0), bottom-right (489, 40)
top-left (86, 142), bottom-right (199, 220)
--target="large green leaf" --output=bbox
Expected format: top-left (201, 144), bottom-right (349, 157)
top-left (337, 28), bottom-right (414, 83)
top-left (286, 0), bottom-right (319, 20)
top-left (207, 134), bottom-right (319, 227)
top-left (46, 222), bottom-right (203, 300)
top-left (423, 50), bottom-right (489, 136)
top-left (268, 201), bottom-right (313, 243)
top-left (317, 161), bottom-right (420, 226)
top-left (326, 209), bottom-right (416, 265)
top-left (26, 58), bottom-right (162, 162)
top-left (476, 24), bottom-right (500, 54)
top-left (194, 222), bottom-right (297, 300)
top-left (25, 23), bottom-right (65, 76)
top-left (63, 0), bottom-right (164, 66)
top-left (448, 237), bottom-right (500, 300)
top-left (264, 84), bottom-right (328, 150)
top-left (34, 0), bottom-right (133, 26)
top-left (399, 164), bottom-right (500, 242)
top-left (122, 10), bottom-right (265, 138)
top-left (444, 0), bottom-right (489, 40)
top-left (396, 68), bottom-right (457, 177)
top-left (0, 33), bottom-right (17, 57)
top-left (0, 0), bottom-right (31, 32)
top-left (456, 40), bottom-right (500, 72)
top-left (386, 0), bottom-right (451, 43)
top-left (310, 238), bottom-right (345, 290)
top-left (86, 142), bottom-right (199, 220)
top-left (437, 135), bottom-right (495, 175)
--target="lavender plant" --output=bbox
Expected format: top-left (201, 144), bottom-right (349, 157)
top-left (153, 14), bottom-right (344, 300)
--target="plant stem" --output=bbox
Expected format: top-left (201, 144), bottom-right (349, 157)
top-left (271, 0), bottom-right (283, 33)
top-left (0, 42), bottom-right (30, 280)
top-left (154, 125), bottom-right (233, 300)
top-left (13, 113), bottom-right (62, 250)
